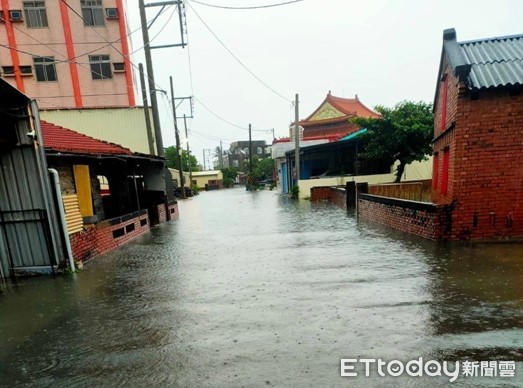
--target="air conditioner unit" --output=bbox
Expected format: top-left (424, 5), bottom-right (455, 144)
top-left (9, 10), bottom-right (23, 21)
top-left (105, 8), bottom-right (118, 19)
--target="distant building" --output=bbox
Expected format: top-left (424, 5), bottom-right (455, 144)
top-left (228, 140), bottom-right (269, 171)
top-left (432, 28), bottom-right (523, 240)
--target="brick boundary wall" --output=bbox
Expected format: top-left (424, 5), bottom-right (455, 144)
top-left (70, 210), bottom-right (150, 263)
top-left (358, 194), bottom-right (452, 240)
top-left (310, 186), bottom-right (346, 208)
top-left (310, 186), bottom-right (331, 201)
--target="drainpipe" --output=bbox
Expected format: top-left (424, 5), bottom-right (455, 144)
top-left (48, 169), bottom-right (75, 272)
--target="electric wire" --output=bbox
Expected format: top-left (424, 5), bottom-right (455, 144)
top-left (189, 0), bottom-right (304, 10)
top-left (185, 1), bottom-right (292, 103)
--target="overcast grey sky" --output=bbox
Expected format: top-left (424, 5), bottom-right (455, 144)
top-left (127, 0), bottom-right (523, 168)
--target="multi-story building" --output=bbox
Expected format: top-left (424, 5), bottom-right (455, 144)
top-left (228, 140), bottom-right (269, 170)
top-left (0, 0), bottom-right (135, 108)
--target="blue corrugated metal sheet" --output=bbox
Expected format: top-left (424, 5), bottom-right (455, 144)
top-left (459, 35), bottom-right (523, 89)
top-left (340, 128), bottom-right (367, 141)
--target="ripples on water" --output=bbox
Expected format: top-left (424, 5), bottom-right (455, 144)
top-left (0, 188), bottom-right (522, 387)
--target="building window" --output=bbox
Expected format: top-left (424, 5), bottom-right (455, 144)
top-left (113, 62), bottom-right (125, 72)
top-left (89, 55), bottom-right (112, 79)
top-left (34, 56), bottom-right (57, 81)
top-left (2, 65), bottom-right (32, 76)
top-left (81, 0), bottom-right (104, 26)
top-left (23, 1), bottom-right (48, 28)
top-left (257, 147), bottom-right (263, 155)
top-left (440, 149), bottom-right (450, 195)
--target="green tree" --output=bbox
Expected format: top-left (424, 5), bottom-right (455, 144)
top-left (165, 146), bottom-right (199, 172)
top-left (353, 100), bottom-right (434, 182)
top-left (221, 167), bottom-right (238, 188)
top-left (254, 157), bottom-right (274, 181)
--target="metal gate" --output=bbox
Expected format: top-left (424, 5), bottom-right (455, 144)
top-left (0, 143), bottom-right (60, 278)
top-left (0, 209), bottom-right (55, 276)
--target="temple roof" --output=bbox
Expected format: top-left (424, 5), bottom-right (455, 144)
top-left (301, 92), bottom-right (380, 125)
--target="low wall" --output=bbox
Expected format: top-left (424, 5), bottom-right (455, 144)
top-left (310, 186), bottom-right (346, 209)
top-left (357, 194), bottom-right (451, 240)
top-left (70, 210), bottom-right (151, 262)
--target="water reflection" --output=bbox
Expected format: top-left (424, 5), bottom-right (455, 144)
top-left (0, 188), bottom-right (522, 387)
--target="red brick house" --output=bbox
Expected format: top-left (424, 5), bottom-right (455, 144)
top-left (432, 28), bottom-right (523, 240)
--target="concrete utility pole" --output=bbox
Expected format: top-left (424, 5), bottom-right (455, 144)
top-left (203, 149), bottom-right (206, 171)
top-left (138, 0), bottom-right (164, 157)
top-left (183, 114), bottom-right (192, 187)
top-left (170, 76), bottom-right (185, 198)
top-left (138, 63), bottom-right (155, 155)
top-left (248, 123), bottom-right (253, 175)
top-left (294, 93), bottom-right (300, 185)
top-left (219, 140), bottom-right (223, 169)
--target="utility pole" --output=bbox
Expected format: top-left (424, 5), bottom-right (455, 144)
top-left (203, 149), bottom-right (206, 171)
top-left (139, 63), bottom-right (155, 155)
top-left (138, 0), bottom-right (164, 157)
top-left (170, 76), bottom-right (185, 199)
top-left (219, 140), bottom-right (223, 169)
top-left (294, 93), bottom-right (300, 186)
top-left (183, 114), bottom-right (192, 187)
top-left (248, 123), bottom-right (253, 175)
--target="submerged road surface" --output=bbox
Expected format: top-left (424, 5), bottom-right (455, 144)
top-left (1, 188), bottom-right (522, 387)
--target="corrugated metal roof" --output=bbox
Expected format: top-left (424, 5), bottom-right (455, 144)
top-left (271, 139), bottom-right (329, 159)
top-left (459, 34), bottom-right (523, 89)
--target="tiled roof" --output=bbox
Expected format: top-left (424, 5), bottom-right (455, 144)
top-left (326, 94), bottom-right (380, 118)
top-left (41, 121), bottom-right (132, 155)
top-left (302, 93), bottom-right (380, 123)
top-left (460, 34), bottom-right (523, 89)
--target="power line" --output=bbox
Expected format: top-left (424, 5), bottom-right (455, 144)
top-left (186, 1), bottom-right (292, 103)
top-left (190, 0), bottom-right (304, 10)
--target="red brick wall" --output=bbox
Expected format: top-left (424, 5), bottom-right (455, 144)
top-left (433, 59), bottom-right (523, 239)
top-left (310, 187), bottom-right (332, 201)
top-left (70, 213), bottom-right (150, 262)
top-left (358, 194), bottom-right (451, 240)
top-left (310, 186), bottom-right (346, 208)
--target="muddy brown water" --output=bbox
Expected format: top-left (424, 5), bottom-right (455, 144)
top-left (1, 188), bottom-right (522, 387)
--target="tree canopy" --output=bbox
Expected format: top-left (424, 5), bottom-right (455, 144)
top-left (165, 147), bottom-right (199, 172)
top-left (353, 101), bottom-right (434, 182)
top-left (242, 156), bottom-right (275, 182)
top-left (220, 167), bottom-right (238, 188)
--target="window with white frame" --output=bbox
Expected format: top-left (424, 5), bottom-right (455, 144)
top-left (81, 0), bottom-right (104, 26)
top-left (34, 56), bottom-right (57, 81)
top-left (89, 55), bottom-right (112, 79)
top-left (23, 1), bottom-right (48, 28)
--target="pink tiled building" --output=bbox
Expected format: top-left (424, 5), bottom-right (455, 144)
top-left (0, 0), bottom-right (135, 108)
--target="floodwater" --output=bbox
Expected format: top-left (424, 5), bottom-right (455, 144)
top-left (1, 188), bottom-right (522, 387)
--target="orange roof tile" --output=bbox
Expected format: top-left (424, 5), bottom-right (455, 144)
top-left (41, 121), bottom-right (132, 155)
top-left (302, 92), bottom-right (380, 123)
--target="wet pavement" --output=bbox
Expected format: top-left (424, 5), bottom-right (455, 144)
top-left (1, 188), bottom-right (522, 387)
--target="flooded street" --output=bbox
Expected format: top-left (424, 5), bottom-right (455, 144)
top-left (1, 188), bottom-right (522, 387)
